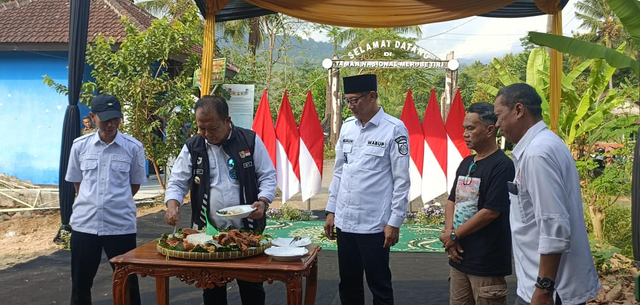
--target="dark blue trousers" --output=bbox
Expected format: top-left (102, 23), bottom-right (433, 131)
top-left (203, 280), bottom-right (265, 305)
top-left (337, 228), bottom-right (393, 305)
top-left (70, 231), bottom-right (140, 305)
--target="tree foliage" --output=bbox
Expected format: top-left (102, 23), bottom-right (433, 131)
top-left (45, 6), bottom-right (204, 189)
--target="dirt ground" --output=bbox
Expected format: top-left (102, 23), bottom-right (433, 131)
top-left (0, 202), bottom-right (166, 270)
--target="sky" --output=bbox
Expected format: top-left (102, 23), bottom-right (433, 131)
top-left (305, 1), bottom-right (584, 64)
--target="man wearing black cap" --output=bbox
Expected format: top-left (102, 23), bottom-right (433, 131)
top-left (65, 94), bottom-right (147, 305)
top-left (324, 74), bottom-right (410, 305)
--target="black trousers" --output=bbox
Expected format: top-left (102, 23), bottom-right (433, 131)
top-left (202, 280), bottom-right (265, 305)
top-left (70, 231), bottom-right (140, 305)
top-left (337, 228), bottom-right (393, 305)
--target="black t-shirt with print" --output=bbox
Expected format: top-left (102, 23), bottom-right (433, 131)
top-left (447, 149), bottom-right (515, 276)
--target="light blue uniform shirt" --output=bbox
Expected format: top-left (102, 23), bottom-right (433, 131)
top-left (164, 132), bottom-right (276, 229)
top-left (326, 107), bottom-right (410, 233)
top-left (65, 131), bottom-right (147, 236)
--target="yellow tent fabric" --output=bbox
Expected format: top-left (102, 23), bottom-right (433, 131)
top-left (549, 10), bottom-right (563, 133)
top-left (200, 0), bottom-right (229, 97)
top-left (243, 0), bottom-right (518, 28)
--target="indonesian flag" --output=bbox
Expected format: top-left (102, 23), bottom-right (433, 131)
top-left (445, 89), bottom-right (471, 192)
top-left (251, 90), bottom-right (276, 168)
top-left (275, 91), bottom-right (300, 203)
top-left (421, 89), bottom-right (448, 203)
top-left (298, 91), bottom-right (324, 202)
top-left (400, 89), bottom-right (424, 201)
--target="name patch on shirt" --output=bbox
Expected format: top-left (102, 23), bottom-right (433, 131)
top-left (367, 140), bottom-right (386, 148)
top-left (395, 136), bottom-right (408, 155)
top-left (342, 138), bottom-right (354, 144)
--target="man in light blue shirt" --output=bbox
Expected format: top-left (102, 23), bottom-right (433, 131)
top-left (494, 83), bottom-right (599, 305)
top-left (65, 94), bottom-right (147, 305)
top-left (324, 74), bottom-right (410, 305)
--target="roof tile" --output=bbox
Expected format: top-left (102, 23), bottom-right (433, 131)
top-left (0, 0), bottom-right (155, 44)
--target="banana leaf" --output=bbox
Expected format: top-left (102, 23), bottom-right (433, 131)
top-left (608, 0), bottom-right (640, 48)
top-left (491, 58), bottom-right (521, 86)
top-left (528, 31), bottom-right (639, 76)
top-left (476, 83), bottom-right (499, 97)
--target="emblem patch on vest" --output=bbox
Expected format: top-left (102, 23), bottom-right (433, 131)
top-left (197, 157), bottom-right (203, 164)
top-left (243, 161), bottom-right (253, 168)
top-left (395, 136), bottom-right (408, 156)
top-left (239, 150), bottom-right (251, 158)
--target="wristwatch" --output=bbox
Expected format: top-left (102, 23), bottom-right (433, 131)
top-left (258, 198), bottom-right (270, 209)
top-left (450, 230), bottom-right (458, 242)
top-left (536, 277), bottom-right (555, 291)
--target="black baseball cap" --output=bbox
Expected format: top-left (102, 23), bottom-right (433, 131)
top-left (91, 94), bottom-right (123, 121)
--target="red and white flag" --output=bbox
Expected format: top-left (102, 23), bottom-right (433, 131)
top-left (421, 89), bottom-right (448, 203)
top-left (400, 89), bottom-right (424, 201)
top-left (275, 91), bottom-right (300, 203)
top-left (298, 91), bottom-right (324, 202)
top-left (251, 89), bottom-right (276, 168)
top-left (445, 89), bottom-right (471, 192)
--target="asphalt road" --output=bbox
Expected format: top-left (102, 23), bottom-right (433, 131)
top-left (0, 204), bottom-right (518, 305)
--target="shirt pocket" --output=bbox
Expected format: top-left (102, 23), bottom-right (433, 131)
top-left (79, 155), bottom-right (98, 182)
top-left (110, 155), bottom-right (131, 186)
top-left (509, 188), bottom-right (533, 223)
top-left (362, 146), bottom-right (386, 171)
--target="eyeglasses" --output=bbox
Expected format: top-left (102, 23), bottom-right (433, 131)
top-left (227, 158), bottom-right (237, 180)
top-left (462, 161), bottom-right (477, 185)
top-left (343, 92), bottom-right (369, 105)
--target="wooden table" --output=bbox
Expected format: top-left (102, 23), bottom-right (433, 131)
top-left (110, 241), bottom-right (321, 305)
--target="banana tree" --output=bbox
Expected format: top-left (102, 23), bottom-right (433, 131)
top-left (526, 0), bottom-right (640, 261)
top-left (477, 48), bottom-right (633, 156)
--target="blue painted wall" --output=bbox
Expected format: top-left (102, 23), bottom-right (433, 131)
top-left (0, 51), bottom-right (91, 185)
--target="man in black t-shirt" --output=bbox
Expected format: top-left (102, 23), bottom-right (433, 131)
top-left (439, 102), bottom-right (515, 305)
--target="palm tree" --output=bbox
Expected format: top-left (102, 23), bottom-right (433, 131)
top-left (321, 25), bottom-right (423, 56)
top-left (574, 0), bottom-right (636, 57)
top-left (135, 0), bottom-right (193, 20)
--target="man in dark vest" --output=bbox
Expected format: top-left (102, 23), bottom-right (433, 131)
top-left (164, 95), bottom-right (276, 305)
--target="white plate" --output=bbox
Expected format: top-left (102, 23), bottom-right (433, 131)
top-left (265, 246), bottom-right (309, 261)
top-left (271, 237), bottom-right (312, 247)
top-left (215, 205), bottom-right (257, 220)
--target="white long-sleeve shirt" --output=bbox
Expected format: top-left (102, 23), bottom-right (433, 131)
top-left (165, 132), bottom-right (276, 229)
top-left (326, 107), bottom-right (410, 233)
top-left (509, 121), bottom-right (599, 304)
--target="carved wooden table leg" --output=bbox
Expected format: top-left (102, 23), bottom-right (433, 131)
top-left (304, 258), bottom-right (318, 305)
top-left (286, 274), bottom-right (303, 305)
top-left (156, 277), bottom-right (170, 305)
top-left (112, 265), bottom-right (130, 305)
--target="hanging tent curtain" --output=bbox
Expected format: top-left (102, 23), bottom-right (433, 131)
top-left (55, 0), bottom-right (90, 242)
top-left (241, 0), bottom-right (519, 28)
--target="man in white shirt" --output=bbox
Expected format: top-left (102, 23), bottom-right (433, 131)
top-left (324, 74), bottom-right (410, 305)
top-left (164, 95), bottom-right (276, 305)
top-left (493, 83), bottom-right (600, 305)
top-left (66, 94), bottom-right (147, 305)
